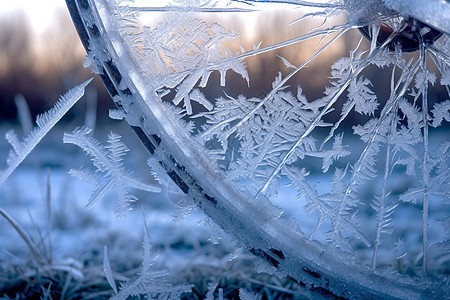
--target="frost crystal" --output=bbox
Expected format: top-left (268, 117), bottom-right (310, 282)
top-left (63, 127), bottom-right (160, 216)
top-left (76, 0), bottom-right (449, 297)
top-left (0, 79), bottom-right (92, 185)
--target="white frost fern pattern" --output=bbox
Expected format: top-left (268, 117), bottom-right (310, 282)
top-left (63, 127), bottom-right (160, 216)
top-left (105, 214), bottom-right (193, 299)
top-left (66, 0), bottom-right (449, 298)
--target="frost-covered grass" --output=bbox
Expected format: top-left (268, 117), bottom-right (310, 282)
top-left (2, 127), bottom-right (445, 299)
top-left (0, 124), bottom-right (320, 299)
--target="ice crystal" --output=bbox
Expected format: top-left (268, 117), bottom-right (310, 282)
top-left (0, 79), bottom-right (92, 185)
top-left (74, 0), bottom-right (449, 297)
top-left (107, 0), bottom-right (449, 273)
top-left (63, 127), bottom-right (161, 216)
top-left (107, 215), bottom-right (193, 299)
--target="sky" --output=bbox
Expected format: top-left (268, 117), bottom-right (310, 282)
top-left (0, 0), bottom-right (336, 119)
top-left (0, 0), bottom-right (65, 34)
top-left (0, 0), bottom-right (310, 36)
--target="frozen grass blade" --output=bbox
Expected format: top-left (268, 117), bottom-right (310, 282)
top-left (46, 168), bottom-right (53, 263)
top-left (14, 94), bottom-right (33, 135)
top-left (419, 44), bottom-right (430, 274)
top-left (0, 206), bottom-right (43, 263)
top-left (0, 78), bottom-right (93, 186)
top-left (103, 245), bottom-right (118, 295)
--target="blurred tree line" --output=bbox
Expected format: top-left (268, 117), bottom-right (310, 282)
top-left (0, 7), bottom-right (446, 127)
top-left (0, 8), bottom-right (111, 122)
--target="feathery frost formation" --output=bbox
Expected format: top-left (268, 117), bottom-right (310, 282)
top-left (63, 127), bottom-right (161, 216)
top-left (0, 78), bottom-right (93, 185)
top-left (73, 0), bottom-right (449, 297)
top-left (105, 215), bottom-right (193, 299)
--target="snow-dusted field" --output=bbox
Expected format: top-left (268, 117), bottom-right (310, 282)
top-left (1, 123), bottom-right (447, 299)
top-left (0, 124), bottom-right (318, 299)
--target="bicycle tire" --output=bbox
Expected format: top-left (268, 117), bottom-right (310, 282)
top-left (65, 0), bottom-right (448, 298)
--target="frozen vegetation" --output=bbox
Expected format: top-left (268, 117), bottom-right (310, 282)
top-left (1, 0), bottom-right (449, 299)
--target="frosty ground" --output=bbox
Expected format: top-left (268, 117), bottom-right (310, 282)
top-left (0, 123), bottom-right (319, 299)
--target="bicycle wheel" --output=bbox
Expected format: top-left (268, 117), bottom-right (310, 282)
top-left (65, 0), bottom-right (449, 298)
